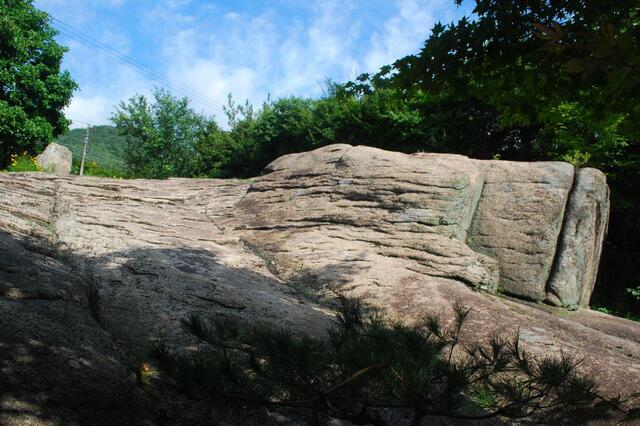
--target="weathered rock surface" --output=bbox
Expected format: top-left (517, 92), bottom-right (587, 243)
top-left (226, 145), bottom-right (499, 294)
top-left (0, 173), bottom-right (332, 425)
top-left (466, 160), bottom-right (574, 301)
top-left (0, 231), bottom-right (138, 425)
top-left (546, 168), bottom-right (610, 308)
top-left (35, 143), bottom-right (72, 175)
top-left (0, 145), bottom-right (633, 425)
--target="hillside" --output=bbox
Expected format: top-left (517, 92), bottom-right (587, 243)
top-left (56, 125), bottom-right (127, 172)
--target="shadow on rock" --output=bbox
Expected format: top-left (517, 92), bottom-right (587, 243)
top-left (0, 229), bottom-right (364, 425)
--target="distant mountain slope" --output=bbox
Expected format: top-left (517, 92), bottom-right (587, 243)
top-left (56, 125), bottom-right (127, 171)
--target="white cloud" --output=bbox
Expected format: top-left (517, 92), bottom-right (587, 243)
top-left (364, 0), bottom-right (447, 73)
top-left (152, 0), bottom-right (363, 125)
top-left (274, 0), bottom-right (360, 95)
top-left (35, 0), bottom-right (470, 127)
top-left (65, 95), bottom-right (114, 128)
top-left (166, 59), bottom-right (256, 121)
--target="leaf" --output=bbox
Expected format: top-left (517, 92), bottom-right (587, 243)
top-left (533, 23), bottom-right (554, 38)
top-left (378, 65), bottom-right (392, 76)
top-left (605, 67), bottom-right (632, 97)
top-left (562, 58), bottom-right (590, 74)
top-left (533, 22), bottom-right (563, 41)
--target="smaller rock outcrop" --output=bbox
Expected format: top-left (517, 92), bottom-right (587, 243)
top-left (466, 160), bottom-right (575, 302)
top-left (36, 143), bottom-right (72, 174)
top-left (546, 168), bottom-right (610, 308)
top-left (229, 145), bottom-right (610, 308)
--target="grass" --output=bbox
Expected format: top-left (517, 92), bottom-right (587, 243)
top-left (71, 159), bottom-right (128, 178)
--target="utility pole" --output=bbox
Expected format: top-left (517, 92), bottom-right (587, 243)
top-left (79, 125), bottom-right (90, 176)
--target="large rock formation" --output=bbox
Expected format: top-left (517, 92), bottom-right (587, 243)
top-left (227, 145), bottom-right (499, 293)
top-left (226, 144), bottom-right (608, 307)
top-left (0, 145), bottom-right (634, 426)
top-left (35, 142), bottom-right (72, 174)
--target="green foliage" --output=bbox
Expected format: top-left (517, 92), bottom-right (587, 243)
top-left (215, 86), bottom-right (458, 177)
top-left (112, 89), bottom-right (219, 179)
top-left (151, 298), bottom-right (638, 423)
top-left (5, 152), bottom-right (41, 172)
top-left (56, 125), bottom-right (128, 173)
top-left (591, 305), bottom-right (640, 322)
top-left (626, 286), bottom-right (640, 302)
top-left (344, 1), bottom-right (640, 174)
top-left (70, 159), bottom-right (126, 178)
top-left (0, 0), bottom-right (77, 169)
top-left (207, 95), bottom-right (259, 177)
top-left (250, 97), bottom-right (318, 165)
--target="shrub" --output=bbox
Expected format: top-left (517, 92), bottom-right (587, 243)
top-left (71, 159), bottom-right (127, 178)
top-left (6, 153), bottom-right (42, 172)
top-left (627, 286), bottom-right (640, 302)
top-left (151, 298), bottom-right (639, 424)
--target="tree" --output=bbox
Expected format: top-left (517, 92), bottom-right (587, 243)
top-left (250, 97), bottom-right (318, 167)
top-left (343, 0), bottom-right (639, 165)
top-left (112, 89), bottom-right (212, 178)
top-left (0, 0), bottom-right (77, 169)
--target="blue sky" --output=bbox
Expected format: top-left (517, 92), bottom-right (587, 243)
top-left (33, 0), bottom-right (474, 127)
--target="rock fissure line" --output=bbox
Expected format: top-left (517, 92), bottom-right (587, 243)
top-left (544, 165), bottom-right (578, 307)
top-left (544, 168), bottom-right (610, 307)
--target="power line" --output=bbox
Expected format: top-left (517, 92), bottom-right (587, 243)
top-left (67, 117), bottom-right (94, 127)
top-left (54, 25), bottom-right (225, 112)
top-left (49, 16), bottom-right (226, 113)
top-left (53, 20), bottom-right (225, 112)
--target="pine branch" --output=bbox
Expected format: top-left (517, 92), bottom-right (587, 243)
top-left (150, 297), bottom-right (638, 423)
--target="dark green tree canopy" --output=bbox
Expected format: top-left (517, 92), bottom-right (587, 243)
top-left (0, 0), bottom-right (77, 168)
top-left (344, 0), bottom-right (640, 168)
top-left (113, 89), bottom-right (204, 179)
top-left (112, 88), bottom-right (236, 179)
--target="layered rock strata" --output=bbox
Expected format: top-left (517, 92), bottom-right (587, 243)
top-left (0, 145), bottom-right (627, 425)
top-left (227, 144), bottom-right (609, 308)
